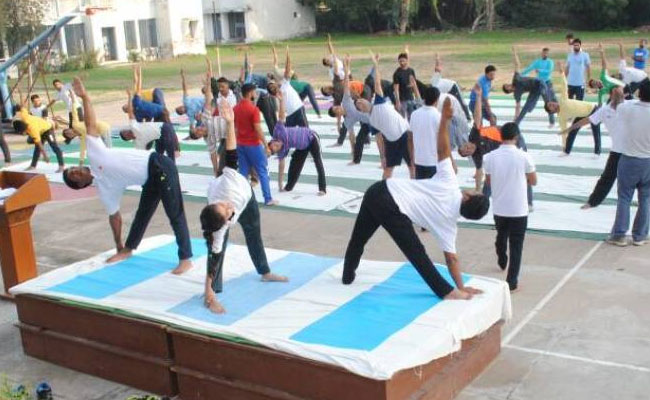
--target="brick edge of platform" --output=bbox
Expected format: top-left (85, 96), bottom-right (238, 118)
top-left (15, 294), bottom-right (502, 400)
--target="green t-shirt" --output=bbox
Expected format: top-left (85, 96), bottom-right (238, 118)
top-left (598, 69), bottom-right (625, 105)
top-left (290, 79), bottom-right (309, 93)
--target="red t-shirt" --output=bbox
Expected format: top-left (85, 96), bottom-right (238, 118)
top-left (234, 99), bottom-right (261, 146)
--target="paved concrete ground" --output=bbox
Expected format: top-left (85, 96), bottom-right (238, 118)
top-left (0, 185), bottom-right (648, 399)
top-left (1, 90), bottom-right (649, 399)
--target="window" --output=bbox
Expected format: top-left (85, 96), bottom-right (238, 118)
top-left (64, 23), bottom-right (86, 56)
top-left (138, 19), bottom-right (158, 48)
top-left (124, 20), bottom-right (137, 50)
top-left (182, 19), bottom-right (199, 40)
top-left (228, 12), bottom-right (246, 41)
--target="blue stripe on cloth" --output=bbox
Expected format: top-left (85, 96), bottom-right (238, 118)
top-left (168, 252), bottom-right (340, 325)
top-left (290, 264), bottom-right (470, 351)
top-left (48, 239), bottom-right (207, 299)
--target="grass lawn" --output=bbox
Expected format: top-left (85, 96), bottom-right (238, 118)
top-left (13, 29), bottom-right (648, 104)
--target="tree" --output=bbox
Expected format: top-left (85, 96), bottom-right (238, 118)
top-left (398, 0), bottom-right (410, 34)
top-left (0, 0), bottom-right (48, 54)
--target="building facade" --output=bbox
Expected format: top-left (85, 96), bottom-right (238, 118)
top-left (45, 0), bottom-right (207, 63)
top-left (202, 0), bottom-right (316, 44)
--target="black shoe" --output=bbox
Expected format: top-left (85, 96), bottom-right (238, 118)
top-left (497, 254), bottom-right (508, 271)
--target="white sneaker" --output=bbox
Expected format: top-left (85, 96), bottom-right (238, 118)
top-left (558, 152), bottom-right (569, 157)
top-left (633, 239), bottom-right (648, 246)
top-left (606, 237), bottom-right (629, 247)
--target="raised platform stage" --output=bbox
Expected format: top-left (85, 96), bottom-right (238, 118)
top-left (11, 236), bottom-right (510, 399)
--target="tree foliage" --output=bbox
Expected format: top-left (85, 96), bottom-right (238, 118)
top-left (309, 0), bottom-right (650, 33)
top-left (0, 0), bottom-right (48, 54)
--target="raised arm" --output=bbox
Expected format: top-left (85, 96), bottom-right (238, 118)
top-left (72, 77), bottom-right (100, 137)
top-left (326, 33), bottom-right (335, 56)
top-left (434, 53), bottom-right (442, 73)
top-left (136, 65), bottom-right (143, 95)
top-left (125, 90), bottom-right (135, 120)
top-left (343, 54), bottom-right (352, 95)
top-left (619, 42), bottom-right (625, 61)
top-left (180, 68), bottom-right (188, 97)
top-left (472, 84), bottom-right (483, 130)
top-left (599, 42), bottom-right (608, 72)
top-left (220, 98), bottom-right (236, 151)
top-left (204, 58), bottom-right (214, 109)
top-left (370, 51), bottom-right (383, 97)
top-left (437, 97), bottom-right (453, 162)
top-left (277, 90), bottom-right (286, 122)
top-left (512, 46), bottom-right (521, 72)
top-left (284, 46), bottom-right (292, 81)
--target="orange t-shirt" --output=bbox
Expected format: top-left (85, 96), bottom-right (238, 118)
top-left (349, 81), bottom-right (365, 97)
top-left (479, 126), bottom-right (502, 142)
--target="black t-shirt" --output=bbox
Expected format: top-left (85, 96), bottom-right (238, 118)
top-left (393, 67), bottom-right (416, 102)
top-left (512, 72), bottom-right (541, 102)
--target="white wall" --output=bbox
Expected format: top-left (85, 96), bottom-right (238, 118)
top-left (202, 0), bottom-right (316, 44)
top-left (43, 0), bottom-right (206, 63)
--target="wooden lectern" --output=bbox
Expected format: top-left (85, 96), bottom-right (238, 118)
top-left (0, 171), bottom-right (51, 297)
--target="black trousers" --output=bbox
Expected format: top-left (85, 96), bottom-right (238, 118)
top-left (154, 122), bottom-right (179, 161)
top-left (568, 85), bottom-right (585, 100)
top-left (207, 193), bottom-right (271, 293)
top-left (31, 129), bottom-right (64, 167)
top-left (565, 107), bottom-right (601, 155)
top-left (285, 133), bottom-right (326, 192)
top-left (125, 153), bottom-right (192, 260)
top-left (286, 107), bottom-right (309, 128)
top-left (257, 94), bottom-right (278, 134)
top-left (588, 151), bottom-right (621, 207)
top-left (448, 84), bottom-right (471, 120)
top-left (0, 125), bottom-right (10, 163)
top-left (415, 165), bottom-right (437, 179)
top-left (298, 84), bottom-right (321, 117)
top-left (68, 107), bottom-right (84, 129)
top-left (337, 124), bottom-right (347, 145)
top-left (343, 181), bottom-right (455, 298)
top-left (494, 215), bottom-right (527, 290)
top-left (352, 123), bottom-right (371, 163)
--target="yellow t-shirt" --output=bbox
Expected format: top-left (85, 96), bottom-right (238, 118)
top-left (140, 89), bottom-right (155, 103)
top-left (558, 74), bottom-right (596, 132)
top-left (19, 108), bottom-right (52, 144)
top-left (72, 109), bottom-right (111, 162)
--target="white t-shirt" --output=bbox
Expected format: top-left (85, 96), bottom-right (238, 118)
top-left (218, 90), bottom-right (238, 108)
top-left (130, 120), bottom-right (162, 150)
top-left (436, 93), bottom-right (468, 123)
top-left (206, 166), bottom-right (253, 253)
top-left (387, 158), bottom-right (462, 253)
top-left (483, 144), bottom-right (535, 218)
top-left (431, 72), bottom-right (456, 93)
top-left (281, 80), bottom-right (304, 116)
top-left (619, 59), bottom-right (648, 84)
top-left (329, 56), bottom-right (345, 81)
top-left (86, 135), bottom-right (149, 215)
top-left (409, 105), bottom-right (440, 166)
top-left (589, 104), bottom-right (622, 153)
top-left (616, 100), bottom-right (650, 158)
top-left (30, 105), bottom-right (47, 118)
top-left (55, 83), bottom-right (81, 112)
top-left (369, 100), bottom-right (410, 142)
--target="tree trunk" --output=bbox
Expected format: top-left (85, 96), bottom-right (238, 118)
top-left (486, 0), bottom-right (495, 31)
top-left (399, 0), bottom-right (410, 35)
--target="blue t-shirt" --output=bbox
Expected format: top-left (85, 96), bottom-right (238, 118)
top-left (183, 96), bottom-right (205, 128)
top-left (566, 51), bottom-right (591, 87)
top-left (469, 75), bottom-right (492, 103)
top-left (633, 47), bottom-right (649, 70)
top-left (133, 95), bottom-right (164, 122)
top-left (521, 58), bottom-right (555, 82)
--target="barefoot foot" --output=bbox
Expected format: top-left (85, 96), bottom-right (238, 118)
top-left (261, 272), bottom-right (288, 282)
top-left (172, 259), bottom-right (194, 275)
top-left (106, 249), bottom-right (133, 264)
top-left (204, 294), bottom-right (226, 314)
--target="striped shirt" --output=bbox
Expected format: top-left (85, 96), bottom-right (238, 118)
top-left (272, 122), bottom-right (314, 159)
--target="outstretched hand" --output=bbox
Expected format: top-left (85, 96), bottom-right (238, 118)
top-left (72, 77), bottom-right (87, 98)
